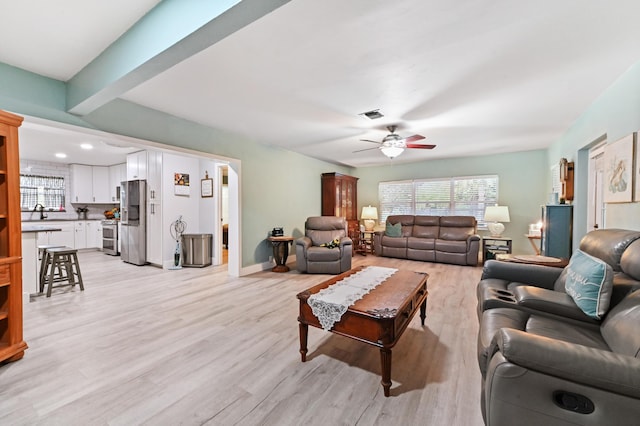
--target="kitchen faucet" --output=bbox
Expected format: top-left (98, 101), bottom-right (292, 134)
top-left (33, 203), bottom-right (47, 220)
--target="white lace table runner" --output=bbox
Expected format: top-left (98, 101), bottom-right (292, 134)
top-left (307, 266), bottom-right (398, 331)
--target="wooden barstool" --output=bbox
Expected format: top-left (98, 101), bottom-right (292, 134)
top-left (42, 247), bottom-right (84, 297)
top-left (38, 244), bottom-right (64, 291)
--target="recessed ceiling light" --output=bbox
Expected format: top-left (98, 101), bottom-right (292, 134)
top-left (55, 153), bottom-right (67, 158)
top-left (80, 143), bottom-right (93, 150)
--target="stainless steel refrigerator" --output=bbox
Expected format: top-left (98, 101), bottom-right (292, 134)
top-left (120, 180), bottom-right (146, 265)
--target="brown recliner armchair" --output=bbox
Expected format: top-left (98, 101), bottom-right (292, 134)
top-left (295, 216), bottom-right (352, 274)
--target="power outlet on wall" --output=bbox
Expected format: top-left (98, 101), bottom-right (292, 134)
top-left (269, 255), bottom-right (273, 262)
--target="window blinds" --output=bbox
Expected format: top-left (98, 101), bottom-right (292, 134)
top-left (378, 175), bottom-right (498, 227)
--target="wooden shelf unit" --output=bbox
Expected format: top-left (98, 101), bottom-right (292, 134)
top-left (321, 172), bottom-right (359, 234)
top-left (0, 109), bottom-right (27, 364)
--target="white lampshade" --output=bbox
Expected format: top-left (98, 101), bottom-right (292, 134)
top-left (361, 205), bottom-right (378, 231)
top-left (484, 205), bottom-right (510, 222)
top-left (484, 205), bottom-right (510, 237)
top-left (380, 145), bottom-right (404, 159)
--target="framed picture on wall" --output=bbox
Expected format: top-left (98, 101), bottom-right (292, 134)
top-left (603, 134), bottom-right (633, 203)
top-left (174, 172), bottom-right (190, 196)
top-left (201, 177), bottom-right (213, 197)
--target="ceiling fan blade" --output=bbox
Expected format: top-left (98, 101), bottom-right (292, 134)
top-left (359, 139), bottom-right (382, 144)
top-left (353, 146), bottom-right (380, 153)
top-left (404, 134), bottom-right (425, 143)
top-left (406, 143), bottom-right (436, 149)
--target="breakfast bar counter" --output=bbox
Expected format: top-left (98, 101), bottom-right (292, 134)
top-left (21, 225), bottom-right (62, 301)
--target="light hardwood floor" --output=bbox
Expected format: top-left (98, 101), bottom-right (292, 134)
top-left (0, 251), bottom-right (485, 425)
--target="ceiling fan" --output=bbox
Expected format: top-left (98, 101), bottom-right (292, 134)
top-left (354, 125), bottom-right (436, 159)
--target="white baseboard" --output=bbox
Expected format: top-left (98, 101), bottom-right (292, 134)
top-left (240, 254), bottom-right (297, 276)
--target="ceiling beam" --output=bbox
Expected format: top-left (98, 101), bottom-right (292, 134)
top-left (66, 0), bottom-right (291, 116)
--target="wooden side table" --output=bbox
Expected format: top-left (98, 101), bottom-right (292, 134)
top-left (268, 236), bottom-right (295, 272)
top-left (525, 234), bottom-right (541, 255)
top-left (482, 236), bottom-right (512, 263)
top-left (361, 230), bottom-right (375, 255)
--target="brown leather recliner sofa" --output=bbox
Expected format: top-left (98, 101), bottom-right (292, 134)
top-left (476, 229), bottom-right (640, 425)
top-left (373, 215), bottom-right (480, 266)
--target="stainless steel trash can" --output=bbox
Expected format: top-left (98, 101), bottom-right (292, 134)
top-left (181, 234), bottom-right (212, 267)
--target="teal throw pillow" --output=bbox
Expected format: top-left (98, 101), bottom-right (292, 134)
top-left (564, 249), bottom-right (614, 320)
top-left (385, 222), bottom-right (402, 237)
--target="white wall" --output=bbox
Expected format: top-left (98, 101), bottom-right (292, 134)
top-left (161, 153), bottom-right (201, 266)
top-left (159, 154), bottom-right (223, 268)
top-left (198, 159), bottom-right (217, 235)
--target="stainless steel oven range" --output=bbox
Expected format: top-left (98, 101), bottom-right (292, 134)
top-left (102, 220), bottom-right (119, 255)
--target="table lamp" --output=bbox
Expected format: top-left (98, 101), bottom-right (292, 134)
top-left (484, 205), bottom-right (510, 237)
top-left (361, 205), bottom-right (378, 231)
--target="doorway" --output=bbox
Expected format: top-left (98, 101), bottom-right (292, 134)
top-left (19, 115), bottom-right (242, 277)
top-left (587, 142), bottom-right (606, 231)
top-left (218, 164), bottom-right (229, 265)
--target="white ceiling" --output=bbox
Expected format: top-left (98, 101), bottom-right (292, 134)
top-left (19, 119), bottom-right (142, 167)
top-left (4, 0), bottom-right (640, 167)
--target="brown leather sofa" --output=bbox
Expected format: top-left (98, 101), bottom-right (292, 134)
top-left (476, 229), bottom-right (640, 425)
top-left (373, 215), bottom-right (480, 266)
top-left (295, 216), bottom-right (352, 274)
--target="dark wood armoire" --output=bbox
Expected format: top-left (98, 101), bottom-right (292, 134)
top-left (321, 172), bottom-right (359, 234)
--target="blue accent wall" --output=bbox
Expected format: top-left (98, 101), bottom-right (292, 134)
top-left (548, 60), bottom-right (640, 243)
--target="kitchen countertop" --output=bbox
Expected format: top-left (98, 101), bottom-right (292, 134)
top-left (21, 225), bottom-right (63, 233)
top-left (22, 218), bottom-right (104, 223)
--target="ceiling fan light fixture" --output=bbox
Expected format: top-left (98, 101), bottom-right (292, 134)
top-left (380, 145), bottom-right (404, 159)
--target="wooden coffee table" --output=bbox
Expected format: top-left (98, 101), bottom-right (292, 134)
top-left (296, 267), bottom-right (428, 397)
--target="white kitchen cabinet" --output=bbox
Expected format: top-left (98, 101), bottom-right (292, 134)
top-left (74, 221), bottom-right (87, 249)
top-left (92, 166), bottom-right (110, 203)
top-left (147, 150), bottom-right (162, 203)
top-left (127, 151), bottom-right (147, 180)
top-left (70, 164), bottom-right (93, 204)
top-left (109, 163), bottom-right (126, 203)
top-left (146, 150), bottom-right (163, 266)
top-left (146, 202), bottom-right (163, 266)
top-left (89, 221), bottom-right (102, 249)
top-left (73, 220), bottom-right (103, 249)
top-left (70, 164), bottom-right (112, 204)
top-left (37, 221), bottom-right (75, 248)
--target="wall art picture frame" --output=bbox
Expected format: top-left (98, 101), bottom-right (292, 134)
top-left (603, 134), bottom-right (633, 203)
top-left (201, 177), bottom-right (213, 198)
top-left (174, 172), bottom-right (190, 196)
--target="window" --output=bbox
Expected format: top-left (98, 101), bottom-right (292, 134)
top-left (378, 175), bottom-right (498, 228)
top-left (20, 174), bottom-right (66, 211)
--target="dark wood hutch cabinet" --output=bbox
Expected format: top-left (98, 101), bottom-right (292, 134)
top-left (0, 109), bottom-right (27, 364)
top-left (321, 172), bottom-right (359, 233)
